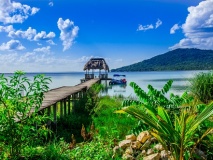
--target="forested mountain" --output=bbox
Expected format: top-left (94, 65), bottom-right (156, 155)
top-left (111, 48), bottom-right (213, 72)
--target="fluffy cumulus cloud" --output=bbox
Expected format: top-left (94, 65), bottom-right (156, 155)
top-left (33, 46), bottom-right (51, 53)
top-left (170, 24), bottom-right (181, 34)
top-left (57, 18), bottom-right (79, 51)
top-left (0, 39), bottom-right (25, 51)
top-left (8, 27), bottom-right (55, 41)
top-left (0, 25), bottom-right (14, 32)
top-left (34, 31), bottom-right (55, 41)
top-left (0, 0), bottom-right (39, 24)
top-left (170, 0), bottom-right (213, 49)
top-left (137, 19), bottom-right (162, 31)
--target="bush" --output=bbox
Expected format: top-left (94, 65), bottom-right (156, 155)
top-left (0, 71), bottom-right (51, 159)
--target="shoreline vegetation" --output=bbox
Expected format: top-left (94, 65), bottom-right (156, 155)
top-left (0, 71), bottom-right (213, 159)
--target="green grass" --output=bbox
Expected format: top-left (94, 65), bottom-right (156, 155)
top-left (93, 95), bottom-right (138, 140)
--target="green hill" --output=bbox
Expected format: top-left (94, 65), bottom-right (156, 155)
top-left (111, 48), bottom-right (213, 72)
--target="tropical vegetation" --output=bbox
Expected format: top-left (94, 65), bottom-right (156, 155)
top-left (0, 70), bottom-right (213, 159)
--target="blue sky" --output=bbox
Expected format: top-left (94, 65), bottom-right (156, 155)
top-left (0, 0), bottom-right (212, 72)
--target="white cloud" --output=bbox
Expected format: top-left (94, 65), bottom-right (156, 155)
top-left (46, 40), bottom-right (56, 45)
top-left (33, 46), bottom-right (51, 53)
top-left (57, 18), bottom-right (79, 51)
top-left (8, 27), bottom-right (55, 41)
top-left (0, 25), bottom-right (14, 32)
top-left (170, 0), bottom-right (213, 49)
top-left (8, 27), bottom-right (36, 40)
top-left (49, 2), bottom-right (54, 7)
top-left (0, 0), bottom-right (39, 24)
top-left (170, 24), bottom-right (181, 34)
top-left (34, 31), bottom-right (55, 41)
top-left (0, 51), bottom-right (86, 72)
top-left (76, 56), bottom-right (93, 63)
top-left (155, 19), bottom-right (162, 28)
top-left (137, 19), bottom-right (162, 31)
top-left (37, 43), bottom-right (42, 46)
top-left (0, 40), bottom-right (25, 51)
top-left (137, 24), bottom-right (154, 31)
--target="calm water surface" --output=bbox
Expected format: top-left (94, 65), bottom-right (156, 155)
top-left (3, 71), bottom-right (207, 97)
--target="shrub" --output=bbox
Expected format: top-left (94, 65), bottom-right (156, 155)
top-left (0, 71), bottom-right (51, 159)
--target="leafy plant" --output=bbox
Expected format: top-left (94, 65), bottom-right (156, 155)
top-left (122, 80), bottom-right (192, 111)
top-left (0, 71), bottom-right (51, 159)
top-left (117, 81), bottom-right (213, 160)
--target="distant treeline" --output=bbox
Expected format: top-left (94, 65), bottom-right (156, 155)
top-left (111, 48), bottom-right (213, 72)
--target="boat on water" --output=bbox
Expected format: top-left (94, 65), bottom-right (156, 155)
top-left (109, 74), bottom-right (127, 85)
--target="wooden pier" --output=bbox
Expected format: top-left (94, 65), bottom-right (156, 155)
top-left (16, 78), bottom-right (100, 123)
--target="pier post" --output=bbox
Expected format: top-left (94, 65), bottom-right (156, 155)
top-left (47, 107), bottom-right (51, 129)
top-left (68, 95), bottom-right (71, 115)
top-left (53, 103), bottom-right (57, 123)
top-left (64, 98), bottom-right (67, 116)
top-left (60, 101), bottom-right (63, 118)
top-left (72, 93), bottom-right (77, 113)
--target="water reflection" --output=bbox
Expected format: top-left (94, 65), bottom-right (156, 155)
top-left (101, 80), bottom-right (127, 96)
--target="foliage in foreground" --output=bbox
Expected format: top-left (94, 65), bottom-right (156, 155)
top-left (0, 71), bottom-right (51, 159)
top-left (118, 80), bottom-right (213, 160)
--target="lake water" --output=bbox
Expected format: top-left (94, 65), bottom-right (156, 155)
top-left (2, 71), bottom-right (207, 97)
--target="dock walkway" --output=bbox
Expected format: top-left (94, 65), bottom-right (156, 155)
top-left (40, 78), bottom-right (100, 111)
top-left (16, 78), bottom-right (100, 123)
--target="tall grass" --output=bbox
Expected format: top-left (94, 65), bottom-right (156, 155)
top-left (93, 95), bottom-right (138, 140)
top-left (190, 71), bottom-right (213, 103)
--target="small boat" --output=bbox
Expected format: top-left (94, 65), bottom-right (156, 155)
top-left (109, 74), bottom-right (127, 85)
